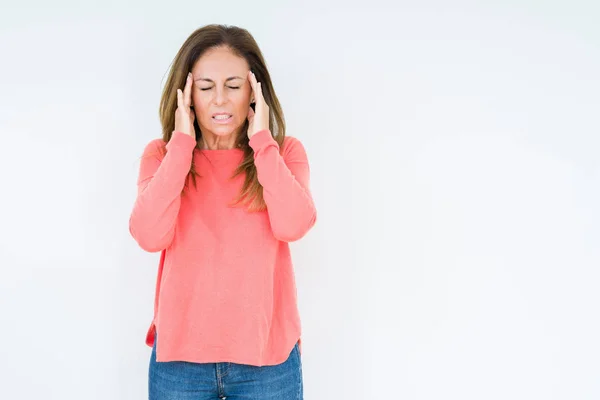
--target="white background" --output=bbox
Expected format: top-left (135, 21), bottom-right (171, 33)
top-left (1, 1), bottom-right (598, 399)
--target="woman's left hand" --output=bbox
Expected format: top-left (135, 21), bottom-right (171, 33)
top-left (246, 70), bottom-right (270, 139)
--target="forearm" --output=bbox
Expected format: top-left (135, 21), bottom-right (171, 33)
top-left (249, 129), bottom-right (317, 242)
top-left (129, 131), bottom-right (197, 251)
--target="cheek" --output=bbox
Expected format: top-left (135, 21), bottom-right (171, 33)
top-left (192, 95), bottom-right (211, 119)
top-left (233, 94), bottom-right (251, 114)
top-left (192, 92), bottom-right (206, 106)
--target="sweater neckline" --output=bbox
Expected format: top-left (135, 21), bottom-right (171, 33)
top-left (196, 147), bottom-right (244, 162)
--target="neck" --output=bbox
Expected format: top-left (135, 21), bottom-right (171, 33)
top-left (200, 130), bottom-right (241, 150)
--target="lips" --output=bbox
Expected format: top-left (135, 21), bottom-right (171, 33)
top-left (212, 114), bottom-right (233, 124)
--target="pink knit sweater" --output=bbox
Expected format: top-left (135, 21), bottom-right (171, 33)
top-left (128, 129), bottom-right (316, 366)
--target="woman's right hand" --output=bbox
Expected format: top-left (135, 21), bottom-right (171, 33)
top-left (174, 72), bottom-right (196, 138)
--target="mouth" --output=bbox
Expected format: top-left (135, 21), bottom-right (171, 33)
top-left (212, 114), bottom-right (233, 124)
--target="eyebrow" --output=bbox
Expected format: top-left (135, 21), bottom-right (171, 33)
top-left (195, 76), bottom-right (245, 83)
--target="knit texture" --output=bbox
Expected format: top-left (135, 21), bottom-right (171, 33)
top-left (129, 129), bottom-right (316, 366)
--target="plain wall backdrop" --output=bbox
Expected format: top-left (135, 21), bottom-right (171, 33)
top-left (1, 1), bottom-right (598, 399)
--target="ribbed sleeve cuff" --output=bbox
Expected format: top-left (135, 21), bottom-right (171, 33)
top-left (248, 129), bottom-right (278, 152)
top-left (166, 131), bottom-right (197, 152)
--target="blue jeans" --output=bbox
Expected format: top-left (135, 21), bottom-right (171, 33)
top-left (148, 332), bottom-right (303, 399)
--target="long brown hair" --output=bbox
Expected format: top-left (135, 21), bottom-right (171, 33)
top-left (156, 24), bottom-right (286, 212)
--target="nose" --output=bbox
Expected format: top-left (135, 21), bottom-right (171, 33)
top-left (212, 87), bottom-right (228, 105)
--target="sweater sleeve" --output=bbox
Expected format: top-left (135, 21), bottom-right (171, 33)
top-left (129, 131), bottom-right (197, 252)
top-left (248, 129), bottom-right (317, 242)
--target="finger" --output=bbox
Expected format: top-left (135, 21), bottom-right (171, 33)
top-left (249, 72), bottom-right (262, 100)
top-left (183, 73), bottom-right (192, 108)
top-left (254, 82), bottom-right (264, 110)
top-left (249, 70), bottom-right (258, 93)
top-left (177, 88), bottom-right (182, 109)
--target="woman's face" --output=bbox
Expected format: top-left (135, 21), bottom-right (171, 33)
top-left (190, 46), bottom-right (253, 139)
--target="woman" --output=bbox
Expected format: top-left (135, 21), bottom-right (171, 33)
top-left (128, 24), bottom-right (316, 399)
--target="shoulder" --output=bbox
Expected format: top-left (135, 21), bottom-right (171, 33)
top-left (141, 138), bottom-right (167, 160)
top-left (282, 135), bottom-right (307, 153)
top-left (281, 135), bottom-right (310, 163)
top-left (144, 138), bottom-right (166, 155)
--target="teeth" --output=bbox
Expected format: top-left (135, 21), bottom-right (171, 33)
top-left (213, 114), bottom-right (231, 120)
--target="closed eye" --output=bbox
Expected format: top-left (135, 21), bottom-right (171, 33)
top-left (200, 86), bottom-right (241, 91)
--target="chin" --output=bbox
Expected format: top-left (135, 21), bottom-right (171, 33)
top-left (213, 121), bottom-right (244, 132)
